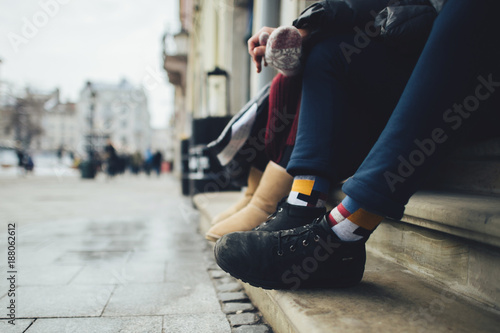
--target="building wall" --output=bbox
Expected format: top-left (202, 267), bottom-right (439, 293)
top-left (164, 0), bottom-right (314, 175)
top-left (40, 103), bottom-right (78, 152)
top-left (186, 0), bottom-right (251, 119)
top-left (77, 80), bottom-right (151, 157)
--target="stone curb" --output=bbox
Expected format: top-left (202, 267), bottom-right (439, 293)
top-left (205, 245), bottom-right (273, 333)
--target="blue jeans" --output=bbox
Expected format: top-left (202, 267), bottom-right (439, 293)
top-left (287, 35), bottom-right (419, 184)
top-left (289, 0), bottom-right (500, 219)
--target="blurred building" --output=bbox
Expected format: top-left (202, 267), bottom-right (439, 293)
top-left (0, 79), bottom-right (15, 109)
top-left (0, 86), bottom-right (80, 153)
top-left (77, 79), bottom-right (152, 156)
top-left (38, 89), bottom-right (78, 152)
top-left (163, 0), bottom-right (315, 175)
top-left (0, 80), bottom-right (14, 148)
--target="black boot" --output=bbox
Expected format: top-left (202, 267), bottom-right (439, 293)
top-left (255, 200), bottom-right (326, 232)
top-left (214, 214), bottom-right (366, 290)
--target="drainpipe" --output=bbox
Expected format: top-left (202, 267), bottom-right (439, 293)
top-left (256, 0), bottom-right (280, 90)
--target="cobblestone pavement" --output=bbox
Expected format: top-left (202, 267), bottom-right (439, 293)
top-left (0, 173), bottom-right (271, 333)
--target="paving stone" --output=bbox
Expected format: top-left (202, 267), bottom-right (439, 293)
top-left (0, 319), bottom-right (34, 333)
top-left (163, 313), bottom-right (230, 333)
top-left (209, 269), bottom-right (229, 279)
top-left (233, 325), bottom-right (270, 333)
top-left (104, 240), bottom-right (145, 251)
top-left (165, 262), bottom-right (212, 285)
top-left (60, 239), bottom-right (110, 252)
top-left (2, 285), bottom-right (114, 318)
top-left (222, 302), bottom-right (255, 314)
top-left (127, 250), bottom-right (174, 263)
top-left (168, 233), bottom-right (207, 252)
top-left (219, 292), bottom-right (249, 302)
top-left (216, 276), bottom-right (238, 285)
top-left (207, 262), bottom-right (221, 271)
top-left (18, 244), bottom-right (65, 266)
top-left (26, 316), bottom-right (163, 333)
top-left (217, 282), bottom-right (243, 292)
top-left (228, 313), bottom-right (259, 326)
top-left (71, 262), bottom-right (166, 285)
top-left (163, 250), bottom-right (207, 266)
top-left (103, 283), bottom-right (220, 316)
top-left (160, 283), bottom-right (224, 315)
top-left (204, 251), bottom-right (216, 262)
top-left (55, 250), bottom-right (132, 265)
top-left (16, 265), bottom-right (82, 286)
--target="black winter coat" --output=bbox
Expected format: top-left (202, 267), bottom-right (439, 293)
top-left (293, 0), bottom-right (447, 54)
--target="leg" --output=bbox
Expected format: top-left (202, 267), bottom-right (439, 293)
top-left (258, 34), bottom-right (419, 232)
top-left (287, 35), bottom-right (418, 182)
top-left (343, 0), bottom-right (500, 219)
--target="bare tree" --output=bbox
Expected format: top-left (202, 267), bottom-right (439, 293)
top-left (3, 91), bottom-right (45, 149)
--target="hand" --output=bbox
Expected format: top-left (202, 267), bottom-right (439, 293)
top-left (247, 26), bottom-right (276, 73)
top-left (297, 28), bottom-right (309, 40)
top-left (248, 27), bottom-right (310, 74)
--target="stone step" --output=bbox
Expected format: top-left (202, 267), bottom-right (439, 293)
top-left (427, 159), bottom-right (500, 196)
top-left (329, 189), bottom-right (500, 307)
top-left (427, 138), bottom-right (500, 195)
top-left (194, 191), bottom-right (500, 333)
top-left (329, 189), bottom-right (500, 247)
top-left (242, 253), bottom-right (500, 333)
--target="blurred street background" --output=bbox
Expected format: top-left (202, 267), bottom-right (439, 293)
top-left (0, 0), bottom-right (309, 185)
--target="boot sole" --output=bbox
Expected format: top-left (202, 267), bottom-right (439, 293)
top-left (205, 232), bottom-right (220, 242)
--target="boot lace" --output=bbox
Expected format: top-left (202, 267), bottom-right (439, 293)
top-left (276, 218), bottom-right (322, 256)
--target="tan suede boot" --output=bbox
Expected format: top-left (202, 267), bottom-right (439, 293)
top-left (211, 167), bottom-right (263, 225)
top-left (206, 161), bottom-right (293, 241)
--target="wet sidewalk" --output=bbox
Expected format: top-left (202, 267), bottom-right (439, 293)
top-left (0, 174), bottom-right (231, 332)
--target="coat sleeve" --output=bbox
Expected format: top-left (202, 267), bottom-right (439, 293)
top-left (293, 0), bottom-right (390, 34)
top-left (375, 3), bottom-right (437, 54)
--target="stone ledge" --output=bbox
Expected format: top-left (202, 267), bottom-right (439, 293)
top-left (404, 191), bottom-right (500, 247)
top-left (329, 190), bottom-right (500, 248)
top-left (329, 190), bottom-right (500, 306)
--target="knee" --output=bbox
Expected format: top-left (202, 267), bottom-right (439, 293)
top-left (303, 36), bottom-right (350, 75)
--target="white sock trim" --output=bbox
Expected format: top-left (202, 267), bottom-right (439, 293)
top-left (287, 191), bottom-right (308, 206)
top-left (329, 207), bottom-right (346, 225)
top-left (332, 219), bottom-right (363, 242)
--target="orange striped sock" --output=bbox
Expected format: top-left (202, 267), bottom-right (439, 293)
top-left (287, 175), bottom-right (329, 208)
top-left (327, 196), bottom-right (383, 241)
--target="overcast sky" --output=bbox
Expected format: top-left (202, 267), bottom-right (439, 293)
top-left (0, 0), bottom-right (180, 129)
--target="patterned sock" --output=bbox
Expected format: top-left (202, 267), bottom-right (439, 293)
top-left (327, 196), bottom-right (383, 241)
top-left (287, 175), bottom-right (329, 208)
top-left (265, 26), bottom-right (302, 77)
